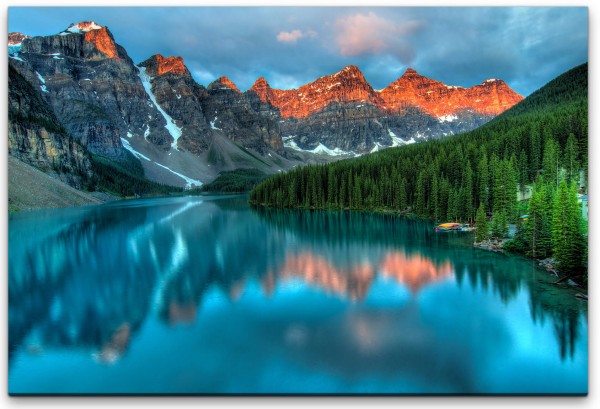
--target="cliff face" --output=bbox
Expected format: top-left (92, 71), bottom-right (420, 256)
top-left (141, 54), bottom-right (189, 76)
top-left (8, 65), bottom-right (93, 189)
top-left (138, 55), bottom-right (283, 154)
top-left (11, 22), bottom-right (159, 161)
top-left (379, 68), bottom-right (523, 117)
top-left (204, 76), bottom-right (283, 153)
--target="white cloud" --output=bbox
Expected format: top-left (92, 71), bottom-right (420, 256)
top-left (277, 29), bottom-right (318, 44)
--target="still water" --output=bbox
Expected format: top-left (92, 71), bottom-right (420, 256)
top-left (8, 195), bottom-right (588, 394)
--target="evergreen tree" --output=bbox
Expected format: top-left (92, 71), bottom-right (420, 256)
top-left (552, 181), bottom-right (584, 273)
top-left (542, 137), bottom-right (560, 189)
top-left (507, 155), bottom-right (518, 221)
top-left (491, 213), bottom-right (501, 239)
top-left (398, 178), bottom-right (407, 211)
top-left (564, 133), bottom-right (579, 185)
top-left (475, 204), bottom-right (490, 243)
top-left (447, 188), bottom-right (457, 221)
top-left (526, 180), bottom-right (553, 258)
top-left (415, 172), bottom-right (426, 216)
top-left (478, 151), bottom-right (489, 212)
top-left (432, 174), bottom-right (440, 221)
top-left (518, 149), bottom-right (528, 196)
top-left (465, 160), bottom-right (474, 221)
top-left (530, 123), bottom-right (542, 180)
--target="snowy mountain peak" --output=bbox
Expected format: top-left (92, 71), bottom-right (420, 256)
top-left (8, 32), bottom-right (29, 45)
top-left (64, 21), bottom-right (104, 34)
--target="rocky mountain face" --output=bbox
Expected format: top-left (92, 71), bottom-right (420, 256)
top-left (248, 65), bottom-right (523, 153)
top-left (8, 23), bottom-right (289, 188)
top-left (10, 22), bottom-right (153, 161)
top-left (8, 65), bottom-right (93, 189)
top-left (250, 65), bottom-right (381, 119)
top-left (8, 22), bottom-right (523, 188)
top-left (204, 76), bottom-right (283, 154)
top-left (379, 68), bottom-right (523, 117)
top-left (137, 54), bottom-right (212, 152)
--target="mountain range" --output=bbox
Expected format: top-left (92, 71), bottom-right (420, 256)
top-left (8, 21), bottom-right (523, 189)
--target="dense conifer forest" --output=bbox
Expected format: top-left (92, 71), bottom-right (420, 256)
top-left (250, 63), bottom-right (588, 275)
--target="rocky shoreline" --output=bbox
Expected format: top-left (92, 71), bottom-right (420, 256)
top-left (474, 238), bottom-right (587, 298)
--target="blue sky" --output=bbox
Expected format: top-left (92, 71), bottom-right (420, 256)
top-left (8, 7), bottom-right (588, 96)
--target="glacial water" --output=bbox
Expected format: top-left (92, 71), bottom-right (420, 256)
top-left (8, 195), bottom-right (588, 394)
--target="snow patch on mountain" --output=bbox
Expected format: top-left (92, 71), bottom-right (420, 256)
top-left (8, 43), bottom-right (22, 55)
top-left (35, 71), bottom-right (49, 93)
top-left (121, 137), bottom-right (151, 161)
top-left (64, 21), bottom-right (103, 34)
top-left (121, 137), bottom-right (202, 188)
top-left (284, 137), bottom-right (356, 156)
top-left (370, 142), bottom-right (382, 153)
top-left (153, 162), bottom-right (202, 188)
top-left (438, 114), bottom-right (458, 123)
top-left (137, 66), bottom-right (182, 150)
top-left (210, 117), bottom-right (221, 130)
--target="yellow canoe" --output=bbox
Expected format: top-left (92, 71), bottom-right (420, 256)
top-left (438, 223), bottom-right (460, 229)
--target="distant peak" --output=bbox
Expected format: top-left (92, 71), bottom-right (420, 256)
top-left (252, 77), bottom-right (270, 88)
top-left (482, 78), bottom-right (505, 85)
top-left (157, 55), bottom-right (187, 75)
top-left (335, 65), bottom-right (363, 77)
top-left (401, 67), bottom-right (421, 77)
top-left (64, 21), bottom-right (104, 34)
top-left (141, 54), bottom-right (189, 76)
top-left (8, 32), bottom-right (29, 45)
top-left (215, 76), bottom-right (241, 93)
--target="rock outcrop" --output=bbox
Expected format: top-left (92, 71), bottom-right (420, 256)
top-left (205, 76), bottom-right (283, 153)
top-left (8, 65), bottom-right (93, 189)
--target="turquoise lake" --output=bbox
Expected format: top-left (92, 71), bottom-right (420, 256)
top-left (8, 195), bottom-right (588, 394)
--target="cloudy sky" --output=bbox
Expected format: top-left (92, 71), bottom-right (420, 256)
top-left (8, 7), bottom-right (588, 96)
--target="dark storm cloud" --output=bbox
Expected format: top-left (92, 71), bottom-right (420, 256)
top-left (8, 7), bottom-right (587, 95)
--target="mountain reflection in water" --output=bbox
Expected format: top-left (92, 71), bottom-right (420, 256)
top-left (8, 196), bottom-right (587, 394)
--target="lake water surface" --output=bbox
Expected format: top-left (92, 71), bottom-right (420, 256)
top-left (8, 195), bottom-right (588, 394)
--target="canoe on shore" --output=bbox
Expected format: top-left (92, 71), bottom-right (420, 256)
top-left (435, 223), bottom-right (476, 232)
top-left (436, 222), bottom-right (461, 231)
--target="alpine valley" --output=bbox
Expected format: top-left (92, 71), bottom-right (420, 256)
top-left (8, 21), bottom-right (523, 196)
